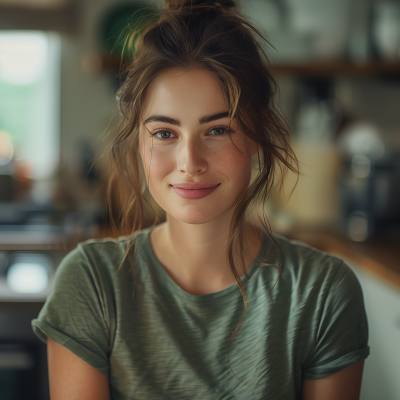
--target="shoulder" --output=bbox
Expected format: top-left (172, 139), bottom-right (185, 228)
top-left (254, 233), bottom-right (369, 377)
top-left (55, 228), bottom-right (151, 285)
top-left (274, 233), bottom-right (351, 277)
top-left (270, 234), bottom-right (361, 304)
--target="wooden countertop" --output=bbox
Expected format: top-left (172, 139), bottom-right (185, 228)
top-left (288, 231), bottom-right (400, 291)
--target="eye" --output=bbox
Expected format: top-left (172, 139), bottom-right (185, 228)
top-left (152, 130), bottom-right (176, 139)
top-left (208, 126), bottom-right (230, 136)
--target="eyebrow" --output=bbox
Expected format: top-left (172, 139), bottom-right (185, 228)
top-left (144, 111), bottom-right (230, 126)
top-left (199, 111), bottom-right (230, 124)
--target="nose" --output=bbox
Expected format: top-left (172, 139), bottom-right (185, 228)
top-left (176, 136), bottom-right (208, 176)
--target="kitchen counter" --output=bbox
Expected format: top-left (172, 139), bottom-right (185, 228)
top-left (287, 230), bottom-right (400, 291)
top-left (0, 225), bottom-right (94, 252)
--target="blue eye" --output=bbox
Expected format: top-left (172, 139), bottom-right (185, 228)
top-left (153, 131), bottom-right (175, 139)
top-left (151, 126), bottom-right (230, 140)
top-left (208, 126), bottom-right (229, 136)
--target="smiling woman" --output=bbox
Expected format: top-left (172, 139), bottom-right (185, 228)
top-left (139, 68), bottom-right (256, 227)
top-left (31, 1), bottom-right (369, 399)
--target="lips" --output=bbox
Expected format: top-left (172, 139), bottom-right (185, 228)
top-left (171, 183), bottom-right (220, 200)
top-left (172, 183), bottom-right (219, 190)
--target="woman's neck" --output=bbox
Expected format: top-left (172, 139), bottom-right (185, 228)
top-left (149, 212), bottom-right (263, 295)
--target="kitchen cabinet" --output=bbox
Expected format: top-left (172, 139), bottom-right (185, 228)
top-left (0, 230), bottom-right (81, 400)
top-left (0, 302), bottom-right (50, 400)
top-left (346, 261), bottom-right (400, 400)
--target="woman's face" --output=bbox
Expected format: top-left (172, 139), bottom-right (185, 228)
top-left (139, 68), bottom-right (257, 225)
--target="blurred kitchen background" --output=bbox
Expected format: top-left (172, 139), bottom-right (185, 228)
top-left (1, 0), bottom-right (400, 399)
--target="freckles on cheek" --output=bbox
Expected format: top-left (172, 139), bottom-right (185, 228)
top-left (219, 148), bottom-right (251, 180)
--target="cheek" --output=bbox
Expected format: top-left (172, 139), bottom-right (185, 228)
top-left (216, 143), bottom-right (252, 183)
top-left (142, 147), bottom-right (174, 187)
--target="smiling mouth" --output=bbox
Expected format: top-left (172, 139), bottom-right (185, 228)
top-left (171, 183), bottom-right (220, 190)
top-left (171, 184), bottom-right (220, 199)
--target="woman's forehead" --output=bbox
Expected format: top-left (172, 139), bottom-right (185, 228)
top-left (141, 68), bottom-right (229, 120)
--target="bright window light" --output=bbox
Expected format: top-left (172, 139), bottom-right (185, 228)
top-left (0, 32), bottom-right (46, 84)
top-left (0, 31), bottom-right (61, 179)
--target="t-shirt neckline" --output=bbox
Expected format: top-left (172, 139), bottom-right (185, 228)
top-left (140, 226), bottom-right (267, 303)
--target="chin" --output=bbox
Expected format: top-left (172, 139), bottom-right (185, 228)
top-left (173, 214), bottom-right (217, 225)
top-left (182, 218), bottom-right (216, 225)
top-left (167, 206), bottom-right (232, 226)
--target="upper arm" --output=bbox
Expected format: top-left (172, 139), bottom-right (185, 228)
top-left (47, 337), bottom-right (110, 400)
top-left (302, 360), bottom-right (364, 400)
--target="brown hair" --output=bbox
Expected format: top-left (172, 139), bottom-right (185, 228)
top-left (107, 0), bottom-right (299, 372)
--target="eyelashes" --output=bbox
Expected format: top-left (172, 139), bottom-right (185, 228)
top-left (151, 130), bottom-right (175, 140)
top-left (150, 125), bottom-right (233, 140)
top-left (208, 126), bottom-right (231, 136)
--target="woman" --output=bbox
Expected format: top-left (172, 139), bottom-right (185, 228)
top-left (32, 1), bottom-right (369, 399)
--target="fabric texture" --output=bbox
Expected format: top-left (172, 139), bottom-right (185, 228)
top-left (32, 228), bottom-right (369, 399)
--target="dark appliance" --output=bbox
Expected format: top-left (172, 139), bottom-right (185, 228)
top-left (0, 304), bottom-right (49, 400)
top-left (340, 152), bottom-right (400, 241)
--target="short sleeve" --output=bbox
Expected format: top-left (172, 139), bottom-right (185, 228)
top-left (31, 244), bottom-right (111, 377)
top-left (303, 261), bottom-right (370, 380)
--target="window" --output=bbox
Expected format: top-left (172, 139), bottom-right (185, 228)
top-left (0, 31), bottom-right (61, 179)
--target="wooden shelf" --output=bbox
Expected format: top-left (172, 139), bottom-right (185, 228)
top-left (102, 55), bottom-right (400, 77)
top-left (268, 61), bottom-right (400, 77)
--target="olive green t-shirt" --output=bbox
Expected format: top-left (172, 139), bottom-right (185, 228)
top-left (32, 228), bottom-right (369, 399)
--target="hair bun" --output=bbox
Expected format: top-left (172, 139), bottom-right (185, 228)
top-left (165, 0), bottom-right (236, 11)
